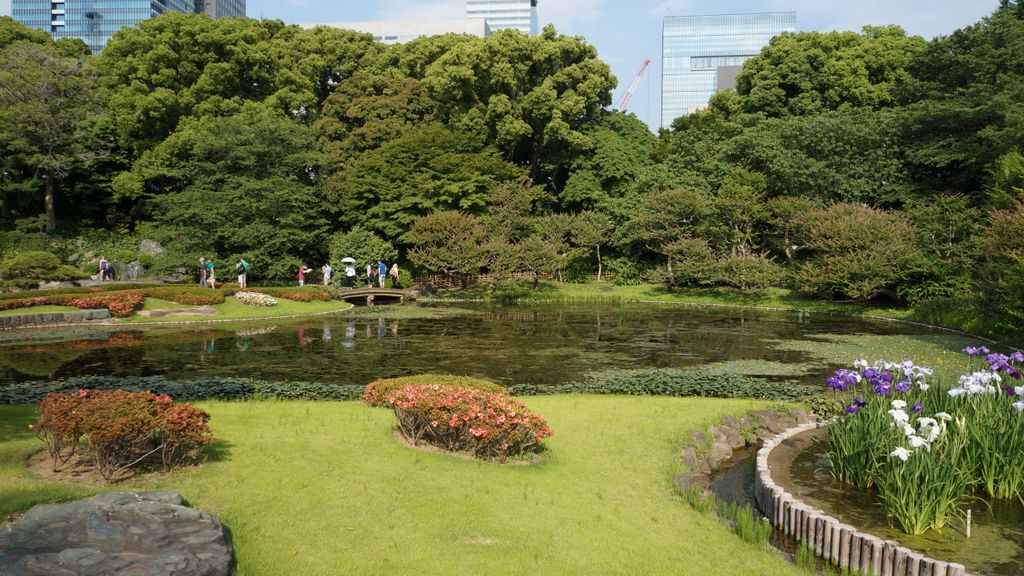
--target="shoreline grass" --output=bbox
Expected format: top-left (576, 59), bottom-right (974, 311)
top-left (0, 396), bottom-right (805, 576)
top-left (119, 296), bottom-right (353, 324)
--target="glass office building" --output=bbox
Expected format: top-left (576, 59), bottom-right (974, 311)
top-left (195, 0), bottom-right (243, 19)
top-left (466, 0), bottom-right (538, 36)
top-left (12, 0), bottom-right (243, 54)
top-left (662, 12), bottom-right (795, 128)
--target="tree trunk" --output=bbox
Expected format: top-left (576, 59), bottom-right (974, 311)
top-left (596, 245), bottom-right (603, 282)
top-left (44, 171), bottom-right (56, 233)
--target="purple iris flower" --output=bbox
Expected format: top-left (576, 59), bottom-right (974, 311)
top-left (1010, 351), bottom-right (1024, 363)
top-left (827, 369), bottom-right (860, 391)
top-left (963, 346), bottom-right (991, 356)
top-left (862, 368), bottom-right (893, 395)
top-left (846, 405), bottom-right (861, 414)
top-left (894, 378), bottom-right (912, 393)
top-left (911, 401), bottom-right (923, 413)
top-left (853, 397), bottom-right (868, 407)
top-left (1005, 386), bottom-right (1018, 396)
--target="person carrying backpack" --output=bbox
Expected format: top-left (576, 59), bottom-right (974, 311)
top-left (206, 259), bottom-right (216, 289)
top-left (297, 264), bottom-right (312, 286)
top-left (235, 258), bottom-right (249, 289)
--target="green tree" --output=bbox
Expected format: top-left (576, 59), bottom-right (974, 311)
top-left (707, 168), bottom-right (769, 255)
top-left (573, 211), bottom-right (613, 281)
top-left (327, 124), bottom-right (523, 239)
top-left (328, 227), bottom-right (398, 283)
top-left (423, 26), bottom-right (615, 181)
top-left (115, 104), bottom-right (329, 281)
top-left (617, 188), bottom-right (712, 289)
top-left (0, 41), bottom-right (100, 232)
top-left (976, 201), bottom-right (1024, 332)
top-left (403, 211), bottom-right (490, 287)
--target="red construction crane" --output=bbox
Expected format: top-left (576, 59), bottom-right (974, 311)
top-left (616, 58), bottom-right (652, 112)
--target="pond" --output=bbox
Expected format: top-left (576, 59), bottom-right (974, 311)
top-left (0, 302), bottom-right (980, 387)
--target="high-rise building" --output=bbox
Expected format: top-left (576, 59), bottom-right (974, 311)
top-left (661, 12), bottom-right (795, 128)
top-left (195, 0), bottom-right (243, 19)
top-left (12, 0), bottom-right (244, 54)
top-left (466, 0), bottom-right (538, 36)
top-left (305, 19), bottom-right (490, 45)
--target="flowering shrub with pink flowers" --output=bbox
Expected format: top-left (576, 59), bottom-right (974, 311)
top-left (380, 384), bottom-right (553, 461)
top-left (362, 374), bottom-right (507, 407)
top-left (31, 389), bottom-right (212, 482)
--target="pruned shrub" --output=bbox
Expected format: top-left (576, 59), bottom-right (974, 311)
top-left (257, 286), bottom-right (334, 302)
top-left (56, 291), bottom-right (144, 317)
top-left (0, 251), bottom-right (85, 288)
top-left (362, 374), bottom-right (507, 407)
top-left (141, 287), bottom-right (225, 306)
top-left (30, 390), bottom-right (212, 482)
top-left (386, 385), bottom-right (553, 460)
top-left (713, 253), bottom-right (786, 291)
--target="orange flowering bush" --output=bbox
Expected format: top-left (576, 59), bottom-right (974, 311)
top-left (385, 385), bottom-right (553, 460)
top-left (30, 390), bottom-right (212, 481)
top-left (58, 291), bottom-right (144, 317)
top-left (362, 374), bottom-right (507, 407)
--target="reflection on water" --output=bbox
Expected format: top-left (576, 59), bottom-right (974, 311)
top-left (0, 302), bottom-right (975, 387)
top-left (789, 441), bottom-right (1024, 576)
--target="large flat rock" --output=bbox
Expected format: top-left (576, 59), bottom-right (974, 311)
top-left (0, 491), bottom-right (234, 576)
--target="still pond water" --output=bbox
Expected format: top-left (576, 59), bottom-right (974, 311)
top-left (0, 302), bottom-right (967, 385)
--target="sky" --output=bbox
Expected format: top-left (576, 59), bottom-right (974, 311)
top-left (0, 0), bottom-right (1001, 129)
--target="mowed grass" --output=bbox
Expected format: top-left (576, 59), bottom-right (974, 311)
top-left (0, 305), bottom-right (80, 317)
top-left (121, 296), bottom-right (353, 324)
top-left (0, 396), bottom-right (805, 576)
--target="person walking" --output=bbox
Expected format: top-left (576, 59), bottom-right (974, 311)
top-left (389, 262), bottom-right (400, 288)
top-left (377, 260), bottom-right (387, 288)
top-left (297, 264), bottom-right (312, 286)
top-left (236, 258), bottom-right (250, 289)
top-left (199, 257), bottom-right (208, 288)
top-left (321, 262), bottom-right (333, 286)
top-left (206, 258), bottom-right (216, 289)
top-left (99, 256), bottom-right (109, 281)
top-left (366, 262), bottom-right (375, 288)
top-left (344, 264), bottom-right (356, 289)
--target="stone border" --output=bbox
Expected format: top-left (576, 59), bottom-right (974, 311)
top-left (0, 308), bottom-right (110, 330)
top-left (754, 422), bottom-right (972, 576)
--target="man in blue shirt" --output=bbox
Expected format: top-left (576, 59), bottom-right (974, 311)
top-left (377, 261), bottom-right (387, 288)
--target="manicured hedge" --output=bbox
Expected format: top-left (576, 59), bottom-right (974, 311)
top-left (0, 290), bottom-right (144, 317)
top-left (257, 286), bottom-right (334, 302)
top-left (363, 374), bottom-right (507, 407)
top-left (142, 287), bottom-right (225, 306)
top-left (506, 369), bottom-right (817, 400)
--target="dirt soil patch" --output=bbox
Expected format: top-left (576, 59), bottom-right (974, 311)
top-left (136, 307), bottom-right (218, 318)
top-left (26, 449), bottom-right (187, 488)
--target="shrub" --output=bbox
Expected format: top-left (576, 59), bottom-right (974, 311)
top-left (713, 253), bottom-right (785, 291)
top-left (141, 287), bottom-right (225, 306)
top-left (794, 204), bottom-right (919, 301)
top-left (976, 201), bottom-right (1024, 333)
top-left (257, 286), bottom-right (334, 302)
top-left (0, 251), bottom-right (85, 289)
top-left (235, 291), bottom-right (277, 307)
top-left (56, 290), bottom-right (145, 317)
top-left (30, 390), bottom-right (212, 481)
top-left (363, 374), bottom-right (507, 407)
top-left (386, 385), bottom-right (553, 460)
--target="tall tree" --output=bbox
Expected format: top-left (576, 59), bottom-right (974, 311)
top-left (0, 41), bottom-right (100, 232)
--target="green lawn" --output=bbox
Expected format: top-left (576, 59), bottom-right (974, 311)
top-left (0, 305), bottom-right (79, 317)
top-left (0, 396), bottom-right (804, 576)
top-left (121, 296), bottom-right (353, 324)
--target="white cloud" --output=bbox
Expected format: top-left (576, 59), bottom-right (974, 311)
top-left (375, 0), bottom-right (464, 21)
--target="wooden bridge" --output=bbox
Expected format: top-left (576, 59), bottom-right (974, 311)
top-left (335, 287), bottom-right (417, 306)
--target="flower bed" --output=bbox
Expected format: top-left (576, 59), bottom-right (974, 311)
top-left (257, 286), bottom-right (334, 302)
top-left (30, 389), bottom-right (212, 482)
top-left (380, 385), bottom-right (553, 461)
top-left (825, 349), bottom-right (1024, 534)
top-left (234, 291), bottom-right (278, 307)
top-left (141, 287), bottom-right (225, 306)
top-left (362, 374), bottom-right (507, 407)
top-left (0, 290), bottom-right (144, 317)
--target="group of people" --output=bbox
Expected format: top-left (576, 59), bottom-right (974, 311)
top-left (199, 257), bottom-right (249, 289)
top-left (302, 260), bottom-right (399, 289)
top-left (198, 257), bottom-right (398, 289)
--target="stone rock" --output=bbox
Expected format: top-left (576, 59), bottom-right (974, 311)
top-left (139, 239), bottom-right (166, 257)
top-left (66, 252), bottom-right (81, 264)
top-left (709, 440), bottom-right (733, 468)
top-left (117, 260), bottom-right (145, 281)
top-left (0, 491), bottom-right (234, 576)
top-left (674, 472), bottom-right (710, 493)
top-left (81, 309), bottom-right (111, 321)
top-left (711, 424), bottom-right (747, 450)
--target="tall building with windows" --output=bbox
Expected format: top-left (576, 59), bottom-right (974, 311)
top-left (195, 0), bottom-right (243, 19)
top-left (661, 12), bottom-right (795, 128)
top-left (466, 0), bottom-right (538, 36)
top-left (12, 0), bottom-right (244, 54)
